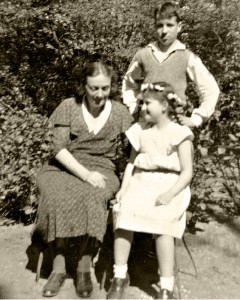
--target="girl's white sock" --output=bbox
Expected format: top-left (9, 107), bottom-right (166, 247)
top-left (113, 264), bottom-right (128, 279)
top-left (160, 276), bottom-right (174, 291)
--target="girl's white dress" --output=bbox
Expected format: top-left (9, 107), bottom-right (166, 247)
top-left (113, 121), bottom-right (194, 239)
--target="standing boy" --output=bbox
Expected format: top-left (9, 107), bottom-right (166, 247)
top-left (122, 2), bottom-right (220, 127)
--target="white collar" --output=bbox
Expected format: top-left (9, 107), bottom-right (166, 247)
top-left (82, 99), bottom-right (112, 135)
top-left (148, 39), bottom-right (186, 54)
top-left (148, 40), bottom-right (186, 63)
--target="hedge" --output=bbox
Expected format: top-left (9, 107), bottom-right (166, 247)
top-left (0, 0), bottom-right (240, 225)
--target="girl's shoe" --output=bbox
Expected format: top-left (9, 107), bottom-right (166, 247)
top-left (107, 274), bottom-right (129, 299)
top-left (155, 289), bottom-right (174, 299)
top-left (42, 272), bottom-right (67, 297)
top-left (76, 271), bottom-right (93, 298)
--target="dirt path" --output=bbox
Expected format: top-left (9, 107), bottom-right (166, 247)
top-left (0, 217), bottom-right (240, 299)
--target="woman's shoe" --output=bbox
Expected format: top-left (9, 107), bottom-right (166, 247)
top-left (42, 272), bottom-right (67, 297)
top-left (155, 289), bottom-right (174, 299)
top-left (107, 274), bottom-right (129, 299)
top-left (76, 271), bottom-right (93, 298)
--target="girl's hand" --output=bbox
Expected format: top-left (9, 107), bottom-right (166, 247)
top-left (155, 192), bottom-right (173, 206)
top-left (109, 199), bottom-right (117, 208)
top-left (85, 171), bottom-right (107, 188)
top-left (115, 189), bottom-right (125, 203)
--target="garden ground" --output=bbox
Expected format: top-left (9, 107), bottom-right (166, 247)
top-left (0, 214), bottom-right (240, 299)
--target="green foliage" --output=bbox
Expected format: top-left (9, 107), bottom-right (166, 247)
top-left (1, 0), bottom-right (240, 225)
top-left (179, 0), bottom-right (240, 225)
top-left (0, 67), bottom-right (51, 220)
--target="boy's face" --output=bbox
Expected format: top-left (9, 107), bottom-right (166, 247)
top-left (155, 16), bottom-right (182, 51)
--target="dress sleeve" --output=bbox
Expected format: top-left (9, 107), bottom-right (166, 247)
top-left (48, 99), bottom-right (72, 156)
top-left (171, 126), bottom-right (194, 147)
top-left (49, 99), bottom-right (71, 127)
top-left (125, 123), bottom-right (143, 151)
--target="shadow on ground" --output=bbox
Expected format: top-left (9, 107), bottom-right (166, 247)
top-left (24, 214), bottom-right (240, 299)
top-left (25, 225), bottom-right (159, 298)
top-left (94, 229), bottom-right (159, 298)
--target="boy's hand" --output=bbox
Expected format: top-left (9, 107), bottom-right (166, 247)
top-left (178, 115), bottom-right (196, 128)
top-left (155, 192), bottom-right (173, 206)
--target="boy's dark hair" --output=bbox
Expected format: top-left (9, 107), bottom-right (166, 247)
top-left (154, 2), bottom-right (181, 23)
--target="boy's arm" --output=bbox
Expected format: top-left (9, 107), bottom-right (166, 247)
top-left (122, 52), bottom-right (145, 114)
top-left (186, 53), bottom-right (220, 127)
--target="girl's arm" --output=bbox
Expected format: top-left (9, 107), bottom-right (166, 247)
top-left (115, 148), bottom-right (138, 202)
top-left (55, 148), bottom-right (106, 188)
top-left (156, 140), bottom-right (193, 206)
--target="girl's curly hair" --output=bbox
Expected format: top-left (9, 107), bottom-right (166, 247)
top-left (141, 81), bottom-right (186, 121)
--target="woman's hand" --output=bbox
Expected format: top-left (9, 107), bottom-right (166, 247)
top-left (155, 192), bottom-right (173, 206)
top-left (85, 171), bottom-right (107, 188)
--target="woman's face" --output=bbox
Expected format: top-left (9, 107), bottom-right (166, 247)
top-left (85, 73), bottom-right (111, 111)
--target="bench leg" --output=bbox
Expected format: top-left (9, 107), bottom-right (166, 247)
top-left (174, 241), bottom-right (182, 299)
top-left (36, 251), bottom-right (43, 283)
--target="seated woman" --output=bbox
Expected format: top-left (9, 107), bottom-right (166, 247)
top-left (35, 61), bottom-right (132, 298)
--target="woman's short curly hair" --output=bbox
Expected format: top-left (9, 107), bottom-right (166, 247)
top-left (72, 60), bottom-right (118, 101)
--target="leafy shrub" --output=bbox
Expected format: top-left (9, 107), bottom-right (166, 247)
top-left (1, 0), bottom-right (240, 225)
top-left (180, 0), bottom-right (240, 224)
top-left (0, 66), bottom-right (51, 221)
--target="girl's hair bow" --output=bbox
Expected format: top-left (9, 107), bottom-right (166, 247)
top-left (167, 93), bottom-right (185, 106)
top-left (141, 83), bottom-right (165, 92)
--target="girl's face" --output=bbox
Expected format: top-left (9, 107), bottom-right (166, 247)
top-left (85, 73), bottom-right (111, 111)
top-left (141, 93), bottom-right (168, 123)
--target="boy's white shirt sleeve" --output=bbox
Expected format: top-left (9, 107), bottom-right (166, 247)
top-left (187, 53), bottom-right (220, 126)
top-left (122, 57), bottom-right (144, 115)
top-left (123, 43), bottom-right (220, 125)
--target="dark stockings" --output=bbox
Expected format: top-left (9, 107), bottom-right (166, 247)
top-left (52, 238), bottom-right (67, 274)
top-left (51, 236), bottom-right (97, 274)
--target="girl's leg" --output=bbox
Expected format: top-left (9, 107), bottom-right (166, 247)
top-left (107, 229), bottom-right (133, 299)
top-left (155, 234), bottom-right (174, 298)
top-left (114, 229), bottom-right (134, 278)
top-left (155, 234), bottom-right (174, 277)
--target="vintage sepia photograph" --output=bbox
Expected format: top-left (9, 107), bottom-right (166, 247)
top-left (0, 0), bottom-right (240, 298)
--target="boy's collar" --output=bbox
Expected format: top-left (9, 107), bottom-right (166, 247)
top-left (148, 40), bottom-right (186, 54)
